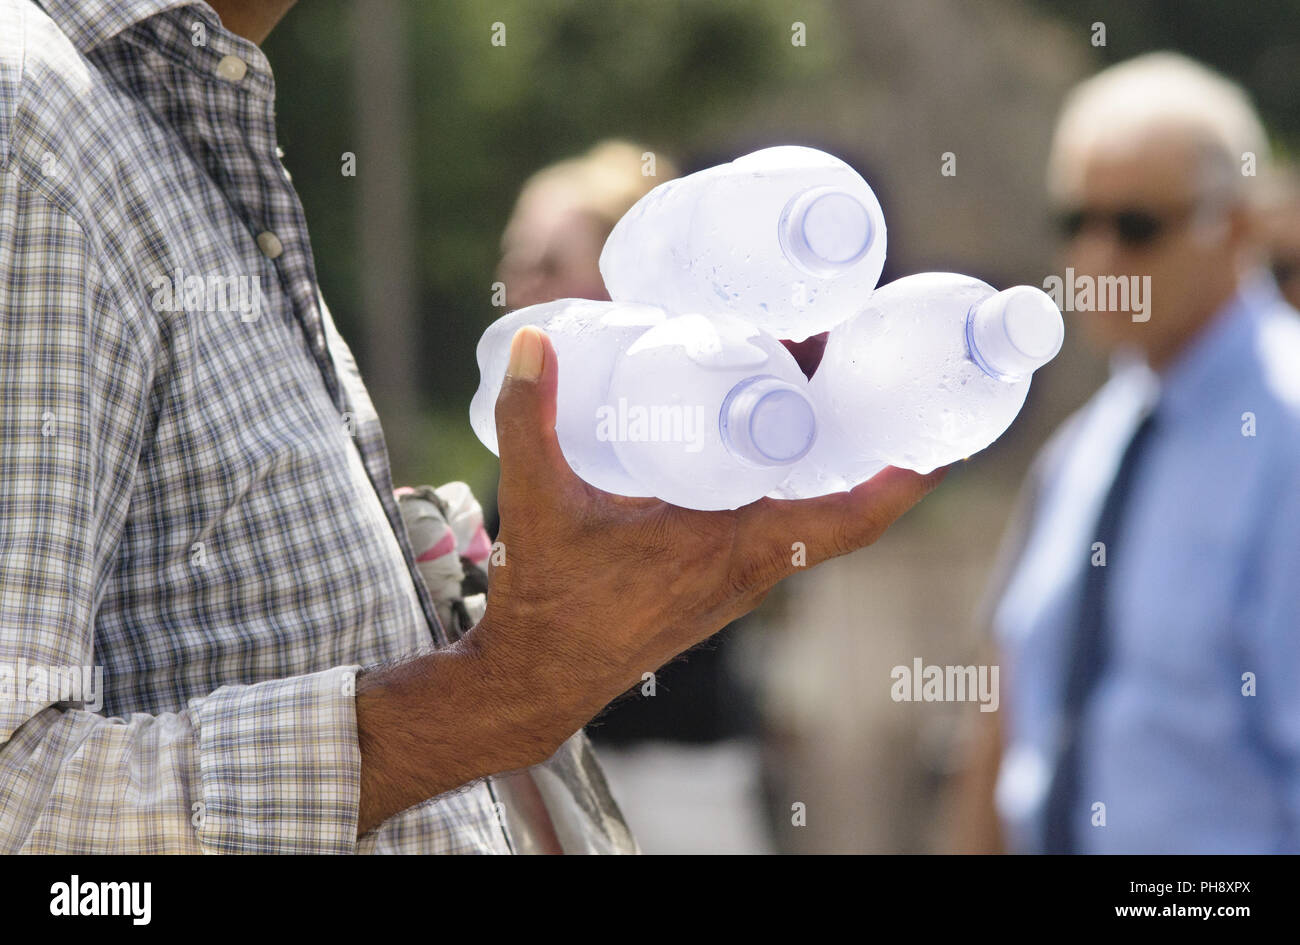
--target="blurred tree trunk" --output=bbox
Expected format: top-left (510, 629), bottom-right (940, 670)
top-left (351, 0), bottom-right (418, 478)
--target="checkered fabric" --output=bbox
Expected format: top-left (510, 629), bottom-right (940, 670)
top-left (0, 0), bottom-right (514, 853)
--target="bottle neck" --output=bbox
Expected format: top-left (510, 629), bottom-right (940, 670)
top-left (966, 286), bottom-right (1065, 381)
top-left (778, 186), bottom-right (874, 278)
top-left (720, 375), bottom-right (817, 467)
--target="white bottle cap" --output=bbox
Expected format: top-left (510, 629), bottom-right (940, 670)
top-left (967, 286), bottom-right (1064, 380)
top-left (779, 187), bottom-right (874, 277)
top-left (721, 375), bottom-right (817, 467)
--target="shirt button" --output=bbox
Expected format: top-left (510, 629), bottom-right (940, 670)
top-left (256, 231), bottom-right (284, 259)
top-left (216, 55), bottom-right (248, 82)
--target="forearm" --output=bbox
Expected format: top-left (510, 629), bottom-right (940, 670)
top-left (354, 631), bottom-right (570, 836)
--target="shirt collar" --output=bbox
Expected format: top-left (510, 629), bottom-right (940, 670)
top-left (36, 0), bottom-right (211, 53)
top-left (1111, 269), bottom-right (1282, 425)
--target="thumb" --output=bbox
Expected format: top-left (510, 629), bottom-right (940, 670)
top-left (494, 325), bottom-right (570, 495)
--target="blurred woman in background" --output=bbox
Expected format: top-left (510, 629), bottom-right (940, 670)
top-left (497, 140), bottom-right (676, 311)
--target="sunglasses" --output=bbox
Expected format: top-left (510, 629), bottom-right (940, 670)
top-left (1054, 204), bottom-right (1199, 249)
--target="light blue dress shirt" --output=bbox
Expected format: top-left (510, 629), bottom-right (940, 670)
top-left (993, 273), bottom-right (1300, 853)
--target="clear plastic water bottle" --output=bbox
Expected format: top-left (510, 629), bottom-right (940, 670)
top-left (606, 312), bottom-right (818, 509)
top-left (470, 302), bottom-right (818, 509)
top-left (599, 146), bottom-right (887, 341)
top-left (772, 273), bottom-right (1064, 498)
top-left (469, 298), bottom-right (668, 496)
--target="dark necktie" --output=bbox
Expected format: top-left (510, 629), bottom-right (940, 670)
top-left (1043, 410), bottom-right (1159, 853)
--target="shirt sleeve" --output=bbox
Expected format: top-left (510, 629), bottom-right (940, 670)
top-left (0, 171), bottom-right (364, 853)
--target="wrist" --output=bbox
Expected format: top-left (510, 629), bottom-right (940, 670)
top-left (453, 622), bottom-right (570, 770)
top-left (355, 636), bottom-right (558, 835)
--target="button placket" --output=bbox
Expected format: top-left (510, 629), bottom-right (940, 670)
top-left (202, 33), bottom-right (352, 453)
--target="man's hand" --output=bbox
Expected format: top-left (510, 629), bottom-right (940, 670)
top-left (469, 325), bottom-right (946, 755)
top-left (356, 325), bottom-right (943, 837)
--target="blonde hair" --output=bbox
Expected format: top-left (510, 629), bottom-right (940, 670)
top-left (1048, 52), bottom-right (1271, 206)
top-left (504, 140), bottom-right (678, 240)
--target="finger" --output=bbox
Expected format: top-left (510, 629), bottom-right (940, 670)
top-left (750, 464), bottom-right (949, 565)
top-left (494, 326), bottom-right (572, 497)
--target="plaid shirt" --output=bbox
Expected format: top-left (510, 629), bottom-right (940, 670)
top-left (0, 0), bottom-right (514, 853)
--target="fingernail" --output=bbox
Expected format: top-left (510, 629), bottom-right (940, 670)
top-left (506, 326), bottom-right (543, 381)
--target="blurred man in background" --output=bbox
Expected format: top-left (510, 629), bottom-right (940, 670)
top-left (952, 52), bottom-right (1300, 853)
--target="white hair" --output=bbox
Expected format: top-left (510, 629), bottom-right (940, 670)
top-left (1048, 52), bottom-right (1272, 206)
